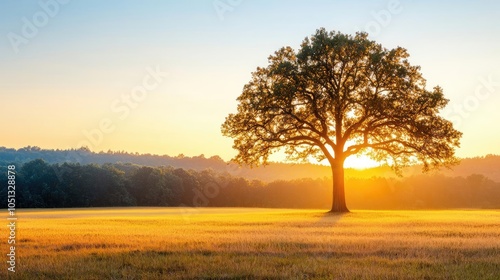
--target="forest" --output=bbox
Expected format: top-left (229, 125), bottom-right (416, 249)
top-left (1, 146), bottom-right (500, 181)
top-left (2, 157), bottom-right (500, 209)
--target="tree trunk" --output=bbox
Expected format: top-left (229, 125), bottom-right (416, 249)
top-left (330, 160), bottom-right (349, 212)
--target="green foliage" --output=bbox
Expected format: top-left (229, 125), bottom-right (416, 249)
top-left (129, 166), bottom-right (183, 206)
top-left (222, 28), bottom-right (463, 212)
top-left (2, 159), bottom-right (500, 209)
top-left (222, 28), bottom-right (462, 171)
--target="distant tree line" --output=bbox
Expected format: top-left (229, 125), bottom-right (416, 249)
top-left (0, 146), bottom-right (228, 173)
top-left (1, 159), bottom-right (500, 209)
top-left (2, 146), bottom-right (500, 183)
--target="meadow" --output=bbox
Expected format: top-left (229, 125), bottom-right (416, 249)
top-left (2, 208), bottom-right (500, 279)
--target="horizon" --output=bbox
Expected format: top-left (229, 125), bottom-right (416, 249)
top-left (1, 1), bottom-right (499, 169)
top-left (2, 145), bottom-right (499, 171)
top-left (2, 2), bottom-right (500, 278)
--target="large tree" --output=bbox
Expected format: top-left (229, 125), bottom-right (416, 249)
top-left (221, 29), bottom-right (462, 212)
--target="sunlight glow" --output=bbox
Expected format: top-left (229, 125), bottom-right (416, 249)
top-left (344, 155), bottom-right (380, 169)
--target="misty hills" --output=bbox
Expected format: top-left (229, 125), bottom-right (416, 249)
top-left (1, 146), bottom-right (499, 182)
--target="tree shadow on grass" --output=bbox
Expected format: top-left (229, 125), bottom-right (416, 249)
top-left (311, 210), bottom-right (353, 227)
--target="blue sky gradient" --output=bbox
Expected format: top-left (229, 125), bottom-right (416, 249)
top-left (1, 0), bottom-right (499, 166)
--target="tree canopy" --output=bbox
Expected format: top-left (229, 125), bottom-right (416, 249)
top-left (222, 28), bottom-right (462, 212)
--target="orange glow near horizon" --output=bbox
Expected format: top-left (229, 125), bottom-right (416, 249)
top-left (1, 2), bottom-right (499, 163)
top-left (344, 155), bottom-right (380, 169)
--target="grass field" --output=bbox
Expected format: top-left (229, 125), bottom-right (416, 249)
top-left (2, 208), bottom-right (500, 279)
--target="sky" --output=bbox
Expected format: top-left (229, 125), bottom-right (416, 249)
top-left (1, 0), bottom-right (499, 168)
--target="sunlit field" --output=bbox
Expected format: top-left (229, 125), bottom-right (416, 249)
top-left (3, 208), bottom-right (500, 279)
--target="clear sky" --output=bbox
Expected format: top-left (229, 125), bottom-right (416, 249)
top-left (1, 0), bottom-right (499, 167)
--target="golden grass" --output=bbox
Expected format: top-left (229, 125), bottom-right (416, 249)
top-left (2, 208), bottom-right (500, 279)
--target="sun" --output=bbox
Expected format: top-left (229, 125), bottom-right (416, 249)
top-left (344, 155), bottom-right (380, 169)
